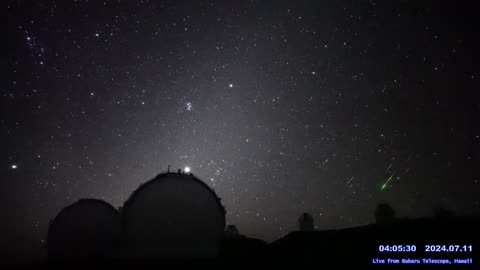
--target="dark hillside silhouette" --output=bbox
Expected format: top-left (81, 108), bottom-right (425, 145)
top-left (224, 225), bottom-right (243, 239)
top-left (220, 225), bottom-right (267, 259)
top-left (433, 205), bottom-right (455, 219)
top-left (267, 205), bottom-right (479, 264)
top-left (45, 173), bottom-right (479, 265)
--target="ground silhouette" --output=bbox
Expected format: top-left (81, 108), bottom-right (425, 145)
top-left (45, 171), bottom-right (479, 266)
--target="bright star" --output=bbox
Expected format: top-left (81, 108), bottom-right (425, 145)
top-left (229, 83), bottom-right (233, 88)
top-left (184, 166), bottom-right (191, 173)
top-left (11, 164), bottom-right (18, 169)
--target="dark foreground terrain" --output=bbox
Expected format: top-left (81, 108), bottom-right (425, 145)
top-left (6, 215), bottom-right (478, 267)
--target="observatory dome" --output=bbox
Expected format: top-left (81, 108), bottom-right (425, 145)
top-left (122, 171), bottom-right (226, 258)
top-left (47, 199), bottom-right (122, 259)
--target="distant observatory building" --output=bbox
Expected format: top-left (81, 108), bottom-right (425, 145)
top-left (298, 212), bottom-right (315, 231)
top-left (47, 199), bottom-right (122, 259)
top-left (122, 170), bottom-right (226, 258)
top-left (374, 203), bottom-right (396, 224)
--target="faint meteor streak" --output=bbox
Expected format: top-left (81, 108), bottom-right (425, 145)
top-left (385, 163), bottom-right (392, 172)
top-left (346, 176), bottom-right (355, 185)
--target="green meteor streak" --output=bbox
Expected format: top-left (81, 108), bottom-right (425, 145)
top-left (380, 172), bottom-right (395, 190)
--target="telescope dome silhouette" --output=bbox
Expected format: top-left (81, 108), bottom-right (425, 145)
top-left (47, 199), bottom-right (122, 259)
top-left (122, 171), bottom-right (226, 258)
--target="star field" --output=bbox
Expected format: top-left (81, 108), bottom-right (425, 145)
top-left (3, 0), bottom-right (480, 260)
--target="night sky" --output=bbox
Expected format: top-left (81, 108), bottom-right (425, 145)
top-left (3, 0), bottom-right (480, 260)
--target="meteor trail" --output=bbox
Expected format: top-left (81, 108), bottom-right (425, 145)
top-left (380, 171), bottom-right (395, 190)
top-left (385, 163), bottom-right (392, 172)
top-left (346, 176), bottom-right (355, 185)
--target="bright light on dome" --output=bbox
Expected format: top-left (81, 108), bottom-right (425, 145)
top-left (184, 167), bottom-right (191, 173)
